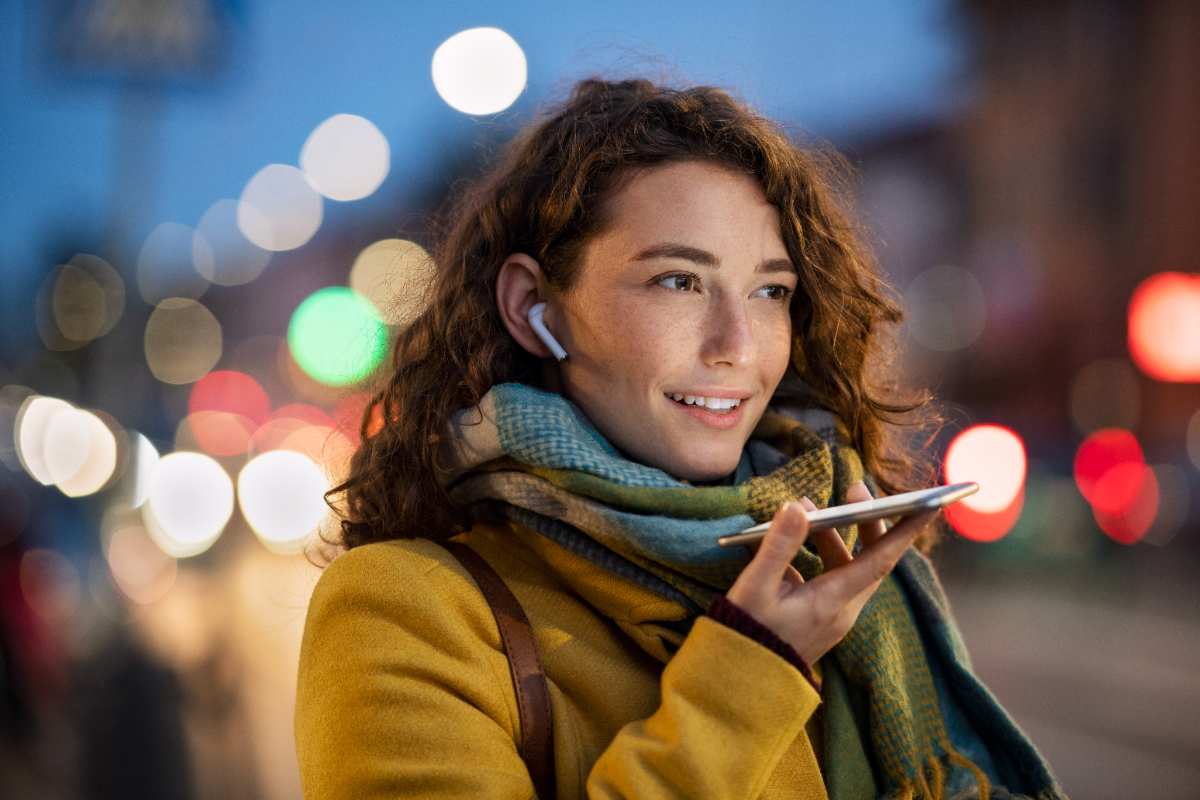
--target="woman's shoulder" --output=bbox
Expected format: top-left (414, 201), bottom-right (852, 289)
top-left (303, 536), bottom-right (504, 644)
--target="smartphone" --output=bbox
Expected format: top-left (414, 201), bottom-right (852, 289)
top-left (716, 482), bottom-right (978, 548)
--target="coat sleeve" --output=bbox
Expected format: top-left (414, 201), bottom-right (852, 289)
top-left (295, 543), bottom-right (823, 799)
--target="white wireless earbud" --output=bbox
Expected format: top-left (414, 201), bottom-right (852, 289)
top-left (527, 302), bottom-right (568, 361)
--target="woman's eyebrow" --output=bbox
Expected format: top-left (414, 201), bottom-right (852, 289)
top-left (630, 241), bottom-right (796, 274)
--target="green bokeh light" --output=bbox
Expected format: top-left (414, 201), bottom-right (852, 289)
top-left (287, 287), bottom-right (388, 387)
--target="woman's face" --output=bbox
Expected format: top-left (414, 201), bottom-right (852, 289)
top-left (556, 160), bottom-right (798, 482)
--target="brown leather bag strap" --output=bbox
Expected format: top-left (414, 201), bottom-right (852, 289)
top-left (442, 541), bottom-right (557, 799)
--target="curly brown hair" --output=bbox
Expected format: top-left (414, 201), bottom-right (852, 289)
top-left (325, 77), bottom-right (944, 554)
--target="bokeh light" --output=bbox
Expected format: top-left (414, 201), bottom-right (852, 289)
top-left (332, 391), bottom-right (380, 442)
top-left (14, 395), bottom-right (74, 485)
top-left (1187, 409), bottom-right (1200, 471)
top-left (271, 402), bottom-right (334, 427)
top-left (1091, 462), bottom-right (1158, 545)
top-left (1072, 428), bottom-right (1160, 545)
top-left (144, 297), bottom-right (223, 384)
top-left (64, 254), bottom-right (125, 336)
top-left (1068, 357), bottom-right (1141, 434)
top-left (1, 384), bottom-right (36, 471)
top-left (128, 433), bottom-right (160, 508)
top-left (193, 198), bottom-right (273, 286)
top-left (903, 264), bottom-right (988, 352)
top-left (431, 27), bottom-right (527, 115)
top-left (287, 287), bottom-right (388, 386)
top-left (52, 263), bottom-right (107, 343)
top-left (35, 265), bottom-right (90, 352)
top-left (189, 370), bottom-right (271, 424)
top-left (1127, 271), bottom-right (1200, 382)
top-left (42, 406), bottom-right (119, 497)
top-left (237, 164), bottom-right (323, 252)
top-left (944, 424), bottom-right (1027, 512)
top-left (349, 238), bottom-right (437, 327)
top-left (279, 424), bottom-right (355, 484)
top-left (106, 524), bottom-right (177, 605)
top-left (143, 451), bottom-right (234, 558)
top-left (1073, 428), bottom-right (1144, 505)
top-left (300, 114), bottom-right (390, 202)
top-left (137, 222), bottom-right (211, 305)
top-left (37, 255), bottom-right (126, 352)
top-left (180, 370), bottom-right (270, 457)
top-left (175, 411), bottom-right (257, 458)
top-left (19, 548), bottom-right (82, 626)
top-left (1142, 464), bottom-right (1190, 547)
top-left (237, 450), bottom-right (329, 553)
top-left (944, 486), bottom-right (1024, 543)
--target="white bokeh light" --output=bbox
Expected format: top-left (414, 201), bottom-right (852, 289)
top-left (143, 451), bottom-right (234, 557)
top-left (15, 396), bottom-right (74, 485)
top-left (193, 198), bottom-right (273, 286)
top-left (43, 407), bottom-right (118, 497)
top-left (129, 432), bottom-right (160, 508)
top-left (237, 449), bottom-right (329, 553)
top-left (237, 164), bottom-right (324, 252)
top-left (137, 222), bottom-right (211, 304)
top-left (431, 27), bottom-right (527, 115)
top-left (300, 114), bottom-right (390, 202)
top-left (944, 424), bottom-right (1027, 513)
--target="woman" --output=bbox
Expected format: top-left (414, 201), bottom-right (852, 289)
top-left (295, 78), bottom-right (1066, 799)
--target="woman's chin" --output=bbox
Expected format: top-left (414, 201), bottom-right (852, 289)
top-left (659, 452), bottom-right (742, 484)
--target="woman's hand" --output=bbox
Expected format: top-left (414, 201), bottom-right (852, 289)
top-left (724, 481), bottom-right (938, 667)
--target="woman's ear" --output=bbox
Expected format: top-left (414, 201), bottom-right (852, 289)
top-left (495, 253), bottom-right (560, 359)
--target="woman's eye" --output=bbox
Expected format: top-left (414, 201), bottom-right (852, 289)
top-left (755, 285), bottom-right (794, 302)
top-left (656, 273), bottom-right (699, 292)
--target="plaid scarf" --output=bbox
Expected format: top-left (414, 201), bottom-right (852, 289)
top-left (443, 382), bottom-right (1068, 800)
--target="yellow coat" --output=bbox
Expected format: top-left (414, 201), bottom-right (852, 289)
top-left (295, 519), bottom-right (836, 798)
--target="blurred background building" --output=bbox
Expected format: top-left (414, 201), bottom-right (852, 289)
top-left (1, 1), bottom-right (1197, 798)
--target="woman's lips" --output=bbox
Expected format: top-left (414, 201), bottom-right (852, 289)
top-left (665, 394), bottom-right (746, 430)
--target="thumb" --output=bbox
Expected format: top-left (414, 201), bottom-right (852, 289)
top-left (739, 501), bottom-right (812, 588)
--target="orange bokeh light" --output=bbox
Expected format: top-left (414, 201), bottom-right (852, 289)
top-left (1127, 271), bottom-right (1200, 382)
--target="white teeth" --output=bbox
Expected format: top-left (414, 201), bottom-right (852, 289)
top-left (666, 393), bottom-right (742, 411)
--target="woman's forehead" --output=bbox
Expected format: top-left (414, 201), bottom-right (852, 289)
top-left (590, 163), bottom-right (788, 262)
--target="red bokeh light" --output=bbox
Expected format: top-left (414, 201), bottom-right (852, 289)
top-left (270, 403), bottom-right (335, 428)
top-left (1073, 428), bottom-right (1144, 504)
top-left (1091, 463), bottom-right (1159, 545)
top-left (1127, 271), bottom-right (1200, 382)
top-left (189, 371), bottom-right (271, 425)
top-left (944, 485), bottom-right (1024, 543)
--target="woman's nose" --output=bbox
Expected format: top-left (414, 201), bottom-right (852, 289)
top-left (702, 300), bottom-right (755, 368)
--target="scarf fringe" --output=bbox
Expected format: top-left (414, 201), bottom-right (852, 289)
top-left (893, 748), bottom-right (991, 800)
top-left (946, 749), bottom-right (991, 799)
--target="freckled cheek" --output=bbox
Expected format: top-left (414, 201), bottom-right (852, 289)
top-left (759, 317), bottom-right (794, 376)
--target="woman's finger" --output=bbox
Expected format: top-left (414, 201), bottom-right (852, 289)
top-left (820, 509), bottom-right (938, 607)
top-left (844, 480), bottom-right (886, 549)
top-left (736, 501), bottom-right (813, 588)
top-left (811, 527), bottom-right (853, 569)
top-left (798, 495), bottom-right (854, 571)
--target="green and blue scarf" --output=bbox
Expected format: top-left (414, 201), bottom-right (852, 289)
top-left (442, 382), bottom-right (1068, 800)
